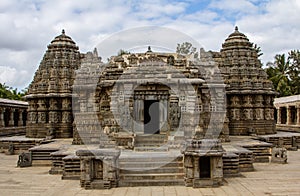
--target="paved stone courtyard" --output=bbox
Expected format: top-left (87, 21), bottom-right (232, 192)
top-left (0, 151), bottom-right (300, 196)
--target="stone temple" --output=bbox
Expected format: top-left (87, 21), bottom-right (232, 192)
top-left (2, 27), bottom-right (299, 189)
top-left (26, 27), bottom-right (276, 141)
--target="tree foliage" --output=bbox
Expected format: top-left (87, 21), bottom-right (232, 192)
top-left (0, 83), bottom-right (26, 100)
top-left (265, 50), bottom-right (300, 97)
top-left (117, 49), bottom-right (130, 56)
top-left (253, 43), bottom-right (263, 58)
top-left (176, 42), bottom-right (199, 58)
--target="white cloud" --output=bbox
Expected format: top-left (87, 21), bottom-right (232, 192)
top-left (208, 0), bottom-right (260, 15)
top-left (0, 66), bottom-right (29, 89)
top-left (236, 0), bottom-right (300, 64)
top-left (0, 0), bottom-right (299, 89)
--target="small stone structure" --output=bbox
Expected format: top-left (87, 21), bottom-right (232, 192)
top-left (274, 95), bottom-right (300, 132)
top-left (76, 149), bottom-right (120, 189)
top-left (17, 152), bottom-right (32, 167)
top-left (271, 146), bottom-right (287, 163)
top-left (182, 139), bottom-right (223, 188)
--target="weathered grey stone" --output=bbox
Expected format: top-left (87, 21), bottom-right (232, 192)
top-left (17, 152), bottom-right (32, 167)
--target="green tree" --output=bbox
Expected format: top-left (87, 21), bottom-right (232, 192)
top-left (0, 83), bottom-right (26, 100)
top-left (176, 42), bottom-right (199, 58)
top-left (288, 50), bottom-right (300, 94)
top-left (253, 43), bottom-right (263, 58)
top-left (265, 54), bottom-right (292, 97)
top-left (117, 49), bottom-right (130, 56)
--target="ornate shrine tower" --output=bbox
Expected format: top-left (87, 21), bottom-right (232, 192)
top-left (215, 27), bottom-right (277, 135)
top-left (25, 30), bottom-right (81, 138)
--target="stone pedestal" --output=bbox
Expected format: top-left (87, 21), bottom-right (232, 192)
top-left (76, 149), bottom-right (120, 189)
top-left (182, 139), bottom-right (223, 188)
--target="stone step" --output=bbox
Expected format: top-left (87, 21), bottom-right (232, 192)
top-left (119, 151), bottom-right (184, 186)
top-left (135, 140), bottom-right (166, 145)
top-left (119, 179), bottom-right (185, 187)
top-left (119, 155), bottom-right (182, 162)
top-left (134, 146), bottom-right (168, 151)
top-left (120, 167), bottom-right (184, 174)
top-left (120, 173), bottom-right (184, 180)
top-left (119, 161), bottom-right (183, 168)
top-left (135, 134), bottom-right (166, 139)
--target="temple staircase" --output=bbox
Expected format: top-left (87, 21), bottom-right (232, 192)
top-left (119, 152), bottom-right (184, 186)
top-left (134, 134), bottom-right (168, 151)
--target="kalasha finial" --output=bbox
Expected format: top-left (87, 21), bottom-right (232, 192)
top-left (62, 29), bottom-right (65, 35)
top-left (235, 26), bottom-right (238, 31)
top-left (147, 46), bottom-right (152, 52)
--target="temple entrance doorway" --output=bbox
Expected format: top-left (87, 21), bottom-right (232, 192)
top-left (144, 100), bottom-right (160, 134)
top-left (199, 156), bottom-right (211, 178)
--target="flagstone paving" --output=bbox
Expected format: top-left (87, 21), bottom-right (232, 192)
top-left (1, 151), bottom-right (300, 196)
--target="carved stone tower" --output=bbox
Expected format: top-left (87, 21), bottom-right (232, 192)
top-left (25, 30), bottom-right (81, 138)
top-left (215, 27), bottom-right (277, 135)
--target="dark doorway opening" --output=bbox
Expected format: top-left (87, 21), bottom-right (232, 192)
top-left (144, 100), bottom-right (160, 134)
top-left (280, 107), bottom-right (287, 124)
top-left (199, 156), bottom-right (211, 178)
top-left (4, 109), bottom-right (10, 127)
top-left (22, 111), bottom-right (27, 126)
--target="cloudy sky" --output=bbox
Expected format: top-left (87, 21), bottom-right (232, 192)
top-left (0, 0), bottom-right (299, 90)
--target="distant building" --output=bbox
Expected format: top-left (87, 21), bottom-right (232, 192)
top-left (274, 95), bottom-right (300, 132)
top-left (0, 98), bottom-right (28, 136)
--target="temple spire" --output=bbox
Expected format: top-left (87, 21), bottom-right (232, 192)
top-left (62, 29), bottom-right (65, 35)
top-left (235, 26), bottom-right (239, 32)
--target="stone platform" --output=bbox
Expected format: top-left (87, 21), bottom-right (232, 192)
top-left (1, 132), bottom-right (299, 190)
top-left (258, 131), bottom-right (300, 150)
top-left (0, 136), bottom-right (49, 155)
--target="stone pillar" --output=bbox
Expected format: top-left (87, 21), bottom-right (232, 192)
top-left (287, 106), bottom-right (292, 125)
top-left (18, 110), bottom-right (23, 126)
top-left (277, 108), bottom-right (281, 124)
top-left (297, 106), bottom-right (300, 125)
top-left (0, 108), bottom-right (4, 127)
top-left (9, 109), bottom-right (14, 126)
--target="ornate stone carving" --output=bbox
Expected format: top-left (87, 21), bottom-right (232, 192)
top-left (17, 152), bottom-right (32, 167)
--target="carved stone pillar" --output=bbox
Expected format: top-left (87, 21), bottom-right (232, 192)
top-left (18, 110), bottom-right (23, 126)
top-left (277, 108), bottom-right (281, 124)
top-left (287, 106), bottom-right (292, 125)
top-left (9, 109), bottom-right (14, 126)
top-left (0, 108), bottom-right (4, 127)
top-left (297, 106), bottom-right (300, 125)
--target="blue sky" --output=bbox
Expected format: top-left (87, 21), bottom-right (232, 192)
top-left (0, 0), bottom-right (299, 89)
